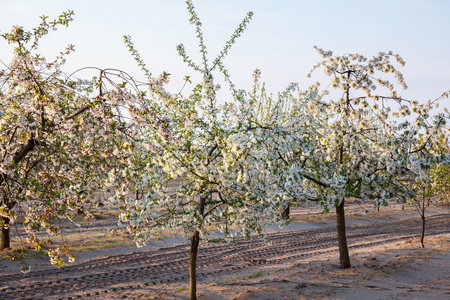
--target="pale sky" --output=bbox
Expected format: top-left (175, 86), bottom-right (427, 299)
top-left (1, 0), bottom-right (449, 103)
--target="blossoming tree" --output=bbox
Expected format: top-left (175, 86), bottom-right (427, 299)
top-left (236, 47), bottom-right (449, 269)
top-left (0, 12), bottom-right (133, 270)
top-left (406, 125), bottom-right (450, 248)
top-left (107, 2), bottom-right (287, 299)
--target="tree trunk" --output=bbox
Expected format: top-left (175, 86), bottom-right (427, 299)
top-left (282, 203), bottom-right (290, 220)
top-left (189, 229), bottom-right (200, 300)
top-left (189, 196), bottom-right (206, 300)
top-left (420, 188), bottom-right (426, 248)
top-left (1, 216), bottom-right (10, 250)
top-left (336, 199), bottom-right (351, 269)
top-left (420, 214), bottom-right (425, 248)
top-left (336, 137), bottom-right (350, 269)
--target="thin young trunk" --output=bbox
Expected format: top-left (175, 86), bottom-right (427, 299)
top-left (189, 229), bottom-right (200, 300)
top-left (189, 196), bottom-right (206, 300)
top-left (420, 214), bottom-right (425, 248)
top-left (420, 189), bottom-right (426, 248)
top-left (335, 139), bottom-right (350, 268)
top-left (334, 78), bottom-right (351, 269)
top-left (336, 199), bottom-right (351, 268)
top-left (1, 194), bottom-right (13, 250)
top-left (282, 203), bottom-right (290, 220)
top-left (1, 216), bottom-right (10, 250)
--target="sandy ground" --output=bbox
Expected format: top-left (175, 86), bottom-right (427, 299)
top-left (0, 203), bottom-right (449, 299)
top-left (191, 234), bottom-right (450, 300)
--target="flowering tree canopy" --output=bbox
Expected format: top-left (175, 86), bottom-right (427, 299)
top-left (226, 47), bottom-right (449, 268)
top-left (105, 1), bottom-right (288, 298)
top-left (0, 12), bottom-right (132, 269)
top-left (405, 127), bottom-right (450, 247)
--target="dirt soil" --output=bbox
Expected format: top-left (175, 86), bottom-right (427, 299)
top-left (0, 203), bottom-right (449, 300)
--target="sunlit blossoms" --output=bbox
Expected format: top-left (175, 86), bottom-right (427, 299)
top-left (0, 12), bottom-right (133, 267)
top-left (109, 1), bottom-right (281, 248)
top-left (1, 3), bottom-right (449, 300)
top-left (222, 46), bottom-right (449, 269)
